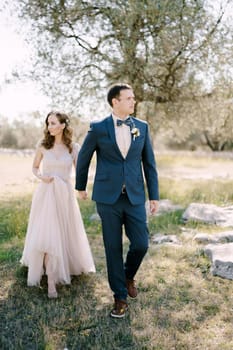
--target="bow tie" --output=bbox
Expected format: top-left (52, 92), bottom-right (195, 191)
top-left (116, 117), bottom-right (132, 128)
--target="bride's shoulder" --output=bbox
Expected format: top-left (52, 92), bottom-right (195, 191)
top-left (35, 139), bottom-right (46, 153)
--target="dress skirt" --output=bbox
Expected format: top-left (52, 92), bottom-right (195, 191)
top-left (20, 176), bottom-right (96, 286)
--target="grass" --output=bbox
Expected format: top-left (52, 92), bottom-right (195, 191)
top-left (159, 177), bottom-right (233, 206)
top-left (1, 153), bottom-right (233, 349)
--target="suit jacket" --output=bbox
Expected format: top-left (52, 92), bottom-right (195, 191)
top-left (75, 115), bottom-right (159, 205)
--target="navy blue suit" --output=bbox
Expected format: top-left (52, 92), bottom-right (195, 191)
top-left (76, 115), bottom-right (159, 300)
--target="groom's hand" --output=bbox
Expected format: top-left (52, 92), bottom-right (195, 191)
top-left (78, 190), bottom-right (88, 200)
top-left (150, 200), bottom-right (159, 215)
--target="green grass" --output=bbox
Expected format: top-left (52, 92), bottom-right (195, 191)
top-left (0, 197), bottom-right (30, 240)
top-left (1, 157), bottom-right (233, 349)
top-left (159, 177), bottom-right (233, 206)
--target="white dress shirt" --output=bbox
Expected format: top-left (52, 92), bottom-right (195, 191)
top-left (112, 114), bottom-right (131, 158)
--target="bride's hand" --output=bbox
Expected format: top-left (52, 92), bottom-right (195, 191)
top-left (41, 176), bottom-right (54, 183)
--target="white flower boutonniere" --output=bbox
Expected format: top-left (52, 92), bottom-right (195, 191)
top-left (131, 127), bottom-right (140, 141)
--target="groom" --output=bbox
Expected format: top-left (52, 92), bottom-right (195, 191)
top-left (76, 83), bottom-right (159, 318)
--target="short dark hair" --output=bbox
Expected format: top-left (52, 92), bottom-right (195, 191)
top-left (107, 83), bottom-right (132, 107)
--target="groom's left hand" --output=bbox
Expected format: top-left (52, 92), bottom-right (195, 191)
top-left (150, 200), bottom-right (159, 215)
top-left (78, 190), bottom-right (88, 200)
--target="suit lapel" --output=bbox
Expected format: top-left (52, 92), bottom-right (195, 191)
top-left (125, 118), bottom-right (141, 158)
top-left (106, 115), bottom-right (124, 158)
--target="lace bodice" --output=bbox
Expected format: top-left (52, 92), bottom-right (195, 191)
top-left (40, 143), bottom-right (79, 182)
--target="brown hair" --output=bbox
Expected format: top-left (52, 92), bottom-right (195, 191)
top-left (41, 111), bottom-right (73, 153)
top-left (107, 83), bottom-right (132, 107)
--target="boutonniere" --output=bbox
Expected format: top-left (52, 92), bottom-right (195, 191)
top-left (131, 126), bottom-right (140, 141)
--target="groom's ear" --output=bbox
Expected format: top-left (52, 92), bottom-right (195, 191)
top-left (112, 97), bottom-right (119, 107)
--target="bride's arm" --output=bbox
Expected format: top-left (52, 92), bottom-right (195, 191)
top-left (32, 147), bottom-right (53, 183)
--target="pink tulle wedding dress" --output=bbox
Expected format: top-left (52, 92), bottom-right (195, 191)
top-left (20, 143), bottom-right (96, 286)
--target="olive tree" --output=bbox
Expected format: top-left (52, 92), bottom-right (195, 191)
top-left (9, 0), bottom-right (233, 148)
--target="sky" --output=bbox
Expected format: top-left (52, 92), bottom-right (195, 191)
top-left (0, 10), bottom-right (50, 123)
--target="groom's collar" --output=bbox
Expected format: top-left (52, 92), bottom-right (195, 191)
top-left (111, 113), bottom-right (130, 125)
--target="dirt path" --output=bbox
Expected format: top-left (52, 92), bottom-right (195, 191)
top-left (160, 162), bottom-right (233, 180)
top-left (157, 150), bottom-right (233, 180)
top-left (0, 152), bottom-right (36, 198)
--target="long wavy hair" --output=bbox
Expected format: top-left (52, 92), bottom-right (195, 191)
top-left (41, 111), bottom-right (73, 153)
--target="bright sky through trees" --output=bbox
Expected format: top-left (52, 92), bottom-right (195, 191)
top-left (0, 11), bottom-right (49, 122)
top-left (0, 0), bottom-right (232, 122)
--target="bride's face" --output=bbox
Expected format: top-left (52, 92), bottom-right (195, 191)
top-left (47, 114), bottom-right (65, 136)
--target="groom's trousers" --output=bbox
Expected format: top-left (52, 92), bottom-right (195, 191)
top-left (96, 192), bottom-right (149, 301)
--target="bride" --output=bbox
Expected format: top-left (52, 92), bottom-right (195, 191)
top-left (20, 111), bottom-right (96, 298)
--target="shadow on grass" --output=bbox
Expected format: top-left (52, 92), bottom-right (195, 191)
top-left (1, 244), bottom-right (233, 349)
top-left (0, 197), bottom-right (139, 349)
top-left (0, 265), bottom-right (138, 350)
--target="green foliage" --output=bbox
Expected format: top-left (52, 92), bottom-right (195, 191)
top-left (78, 197), bottom-right (102, 237)
top-left (149, 210), bottom-right (183, 235)
top-left (13, 0), bottom-right (232, 152)
top-left (0, 198), bottom-right (30, 241)
top-left (0, 129), bottom-right (18, 148)
top-left (0, 246), bottom-right (22, 264)
top-left (0, 117), bottom-right (42, 149)
top-left (159, 177), bottom-right (233, 206)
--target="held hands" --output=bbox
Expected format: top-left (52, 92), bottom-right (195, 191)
top-left (149, 200), bottom-right (159, 215)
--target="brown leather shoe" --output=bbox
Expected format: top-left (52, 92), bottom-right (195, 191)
top-left (110, 299), bottom-right (128, 318)
top-left (126, 279), bottom-right (138, 298)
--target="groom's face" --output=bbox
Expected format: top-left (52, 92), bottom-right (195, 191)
top-left (114, 89), bottom-right (136, 116)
